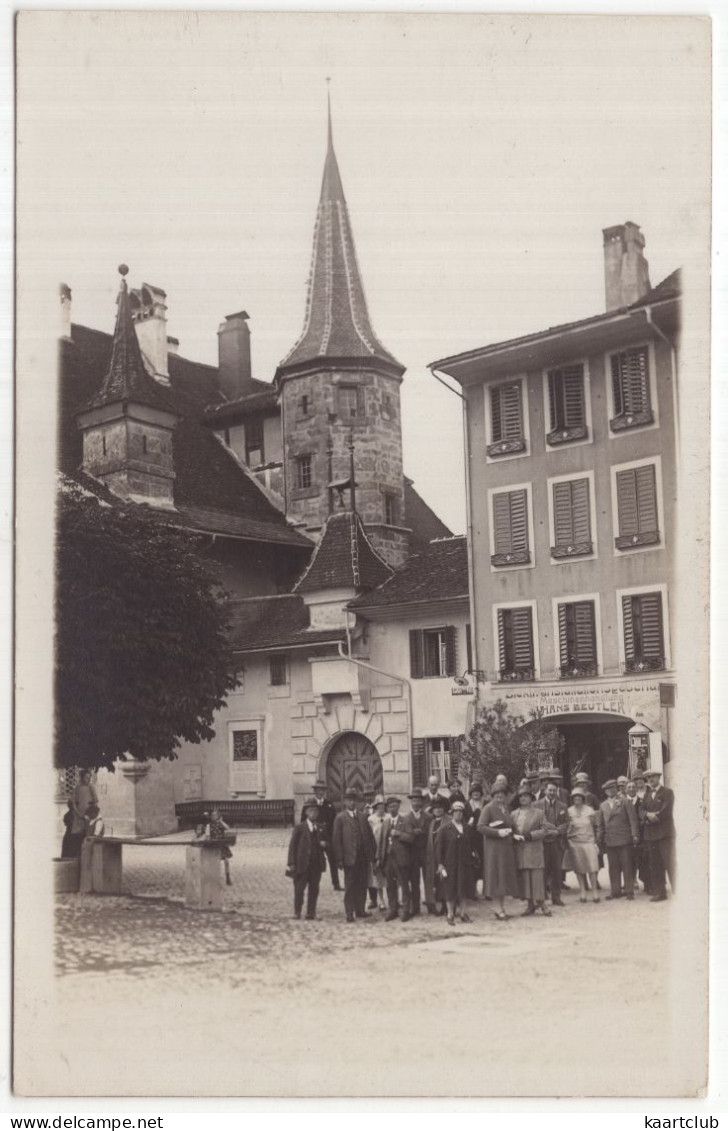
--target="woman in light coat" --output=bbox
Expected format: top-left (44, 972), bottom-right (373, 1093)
top-left (477, 783), bottom-right (520, 920)
top-left (512, 785), bottom-right (553, 917)
top-left (367, 796), bottom-right (389, 910)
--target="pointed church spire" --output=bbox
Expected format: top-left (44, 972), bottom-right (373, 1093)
top-left (88, 265), bottom-right (169, 410)
top-left (277, 96), bottom-right (403, 378)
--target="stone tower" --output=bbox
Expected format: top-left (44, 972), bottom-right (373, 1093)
top-left (275, 104), bottom-right (410, 569)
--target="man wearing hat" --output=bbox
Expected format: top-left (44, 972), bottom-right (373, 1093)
top-left (382, 796), bottom-right (415, 921)
top-left (626, 775), bottom-right (650, 893)
top-left (287, 798), bottom-right (327, 920)
top-left (303, 779), bottom-right (342, 891)
top-left (535, 781), bottom-right (568, 905)
top-left (402, 788), bottom-right (431, 916)
top-left (616, 775), bottom-right (629, 798)
top-left (332, 788), bottom-right (377, 922)
top-left (641, 769), bottom-right (676, 901)
top-left (573, 772), bottom-right (599, 811)
top-left (595, 779), bottom-right (639, 899)
top-left (424, 794), bottom-right (450, 914)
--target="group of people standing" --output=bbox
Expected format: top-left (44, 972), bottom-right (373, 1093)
top-left (286, 768), bottom-right (676, 923)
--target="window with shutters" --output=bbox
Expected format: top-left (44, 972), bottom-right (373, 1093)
top-left (621, 592), bottom-right (666, 672)
top-left (546, 364), bottom-right (589, 445)
top-left (426, 737), bottom-right (452, 782)
top-left (295, 454), bottom-right (313, 490)
top-left (497, 607), bottom-right (535, 681)
top-left (557, 600), bottom-right (599, 678)
top-left (488, 380), bottom-right (526, 457)
top-left (609, 346), bottom-right (654, 431)
top-left (491, 488), bottom-right (531, 566)
top-left (409, 626), bottom-right (457, 678)
top-left (614, 462), bottom-right (660, 549)
top-left (550, 477), bottom-right (593, 559)
top-left (245, 417), bottom-right (265, 466)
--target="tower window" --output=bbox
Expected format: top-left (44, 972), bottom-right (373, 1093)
top-left (383, 491), bottom-right (397, 526)
top-left (300, 394), bottom-right (310, 417)
top-left (296, 455), bottom-right (313, 489)
top-left (382, 393), bottom-right (394, 420)
top-left (338, 385), bottom-right (363, 420)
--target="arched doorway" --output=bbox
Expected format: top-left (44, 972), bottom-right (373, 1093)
top-left (530, 712), bottom-right (634, 786)
top-left (324, 732), bottom-right (383, 806)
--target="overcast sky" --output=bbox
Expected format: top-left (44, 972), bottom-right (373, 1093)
top-left (18, 12), bottom-right (710, 532)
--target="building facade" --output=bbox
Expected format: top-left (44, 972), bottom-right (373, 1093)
top-left (431, 223), bottom-right (680, 787)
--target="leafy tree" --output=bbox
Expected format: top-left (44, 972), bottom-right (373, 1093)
top-left (55, 483), bottom-right (240, 771)
top-left (460, 699), bottom-right (566, 788)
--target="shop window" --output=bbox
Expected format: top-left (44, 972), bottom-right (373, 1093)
top-left (558, 600), bottom-right (598, 678)
top-left (269, 654), bottom-right (288, 686)
top-left (610, 346), bottom-right (653, 431)
top-left (547, 364), bottom-right (588, 444)
top-left (551, 477), bottom-right (592, 558)
top-left (497, 607), bottom-right (535, 681)
top-left (491, 488), bottom-right (530, 566)
top-left (409, 626), bottom-right (456, 678)
top-left (488, 381), bottom-right (525, 456)
top-left (622, 593), bottom-right (665, 672)
top-left (295, 455), bottom-right (313, 490)
top-left (615, 464), bottom-right (659, 549)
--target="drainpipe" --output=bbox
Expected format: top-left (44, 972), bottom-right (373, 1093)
top-left (339, 618), bottom-right (415, 787)
top-left (642, 306), bottom-right (679, 455)
top-left (430, 366), bottom-right (481, 720)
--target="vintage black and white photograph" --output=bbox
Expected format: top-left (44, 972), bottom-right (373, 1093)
top-left (14, 11), bottom-right (711, 1098)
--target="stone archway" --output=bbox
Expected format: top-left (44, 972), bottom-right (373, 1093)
top-left (324, 731), bottom-right (384, 806)
top-left (523, 712), bottom-right (635, 786)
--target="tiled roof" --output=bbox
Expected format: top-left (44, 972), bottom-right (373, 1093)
top-left (60, 323), bottom-right (311, 551)
top-left (294, 510), bottom-right (393, 595)
top-left (204, 387), bottom-right (279, 423)
top-left (277, 116), bottom-right (403, 378)
top-left (146, 503), bottom-right (311, 548)
top-left (84, 275), bottom-right (173, 413)
top-left (405, 479), bottom-right (454, 544)
top-left (227, 594), bottom-right (345, 652)
top-left (628, 268), bottom-right (681, 309)
top-left (349, 535), bottom-right (468, 610)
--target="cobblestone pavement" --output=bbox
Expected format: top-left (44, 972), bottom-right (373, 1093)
top-left (48, 829), bottom-right (685, 1098)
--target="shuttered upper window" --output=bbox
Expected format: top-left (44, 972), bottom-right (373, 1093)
top-left (410, 627), bottom-right (457, 678)
top-left (610, 346), bottom-right (654, 431)
top-left (622, 593), bottom-right (665, 672)
top-left (615, 464), bottom-right (659, 549)
top-left (488, 381), bottom-right (526, 456)
top-left (558, 600), bottom-right (598, 678)
top-left (547, 365), bottom-right (588, 444)
top-left (497, 607), bottom-right (535, 681)
top-left (551, 478), bottom-right (592, 558)
top-left (491, 488), bottom-right (530, 566)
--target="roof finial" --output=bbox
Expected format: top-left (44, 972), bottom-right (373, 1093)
top-left (326, 77), bottom-right (333, 149)
top-left (118, 263), bottom-right (129, 292)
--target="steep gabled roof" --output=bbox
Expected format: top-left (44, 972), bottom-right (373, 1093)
top-left (294, 510), bottom-right (393, 595)
top-left (405, 479), bottom-right (454, 544)
top-left (349, 536), bottom-right (468, 611)
top-left (277, 109), bottom-right (403, 379)
top-left (228, 594), bottom-right (345, 652)
top-left (60, 321), bottom-right (311, 552)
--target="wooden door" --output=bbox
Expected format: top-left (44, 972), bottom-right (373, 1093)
top-left (326, 732), bottom-right (383, 806)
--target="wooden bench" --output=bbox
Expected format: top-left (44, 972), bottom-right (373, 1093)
top-left (175, 798), bottom-right (295, 830)
top-left (79, 833), bottom-right (236, 911)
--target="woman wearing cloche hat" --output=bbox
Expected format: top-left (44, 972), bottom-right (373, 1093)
top-left (563, 788), bottom-right (600, 903)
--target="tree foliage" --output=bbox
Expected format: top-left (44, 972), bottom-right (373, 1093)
top-left (460, 699), bottom-right (565, 788)
top-left (55, 484), bottom-right (240, 771)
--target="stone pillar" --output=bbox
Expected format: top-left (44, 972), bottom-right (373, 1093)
top-left (96, 760), bottom-right (178, 837)
top-left (185, 844), bottom-right (223, 910)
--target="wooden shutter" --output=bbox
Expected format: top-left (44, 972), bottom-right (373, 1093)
top-left (465, 623), bottom-right (473, 673)
top-left (444, 626), bottom-right (457, 677)
top-left (502, 383), bottom-right (523, 439)
top-left (611, 353), bottom-right (625, 416)
top-left (636, 593), bottom-right (664, 659)
top-left (512, 608), bottom-right (534, 669)
top-left (448, 736), bottom-right (460, 781)
top-left (612, 348), bottom-right (649, 415)
top-left (493, 492), bottom-right (513, 555)
top-left (616, 469), bottom-right (640, 537)
top-left (574, 602), bottom-right (596, 664)
top-left (547, 372), bottom-right (558, 431)
top-left (558, 603), bottom-right (569, 667)
top-left (571, 478), bottom-right (590, 543)
top-left (622, 595), bottom-right (636, 662)
top-left (498, 608), bottom-right (509, 669)
top-left (562, 367), bottom-right (585, 427)
top-left (635, 465), bottom-right (658, 532)
top-left (411, 738), bottom-right (427, 788)
top-left (490, 386), bottom-right (503, 442)
top-left (617, 466), bottom-right (657, 538)
top-left (553, 481), bottom-right (575, 546)
top-left (509, 489), bottom-right (528, 552)
top-left (409, 629), bottom-right (424, 679)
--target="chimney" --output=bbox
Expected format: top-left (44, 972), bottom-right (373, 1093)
top-left (60, 283), bottom-right (72, 339)
top-left (602, 222), bottom-right (651, 311)
top-left (218, 311), bottom-right (253, 400)
top-left (130, 283), bottom-right (170, 382)
top-left (167, 336), bottom-right (179, 356)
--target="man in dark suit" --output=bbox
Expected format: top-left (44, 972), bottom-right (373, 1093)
top-left (535, 781), bottom-right (568, 905)
top-left (382, 796), bottom-right (415, 921)
top-left (332, 788), bottom-right (376, 922)
top-left (596, 779), bottom-right (640, 900)
top-left (301, 779), bottom-right (342, 891)
top-left (402, 788), bottom-right (431, 916)
top-left (641, 770), bottom-right (676, 902)
top-left (287, 797), bottom-right (327, 920)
